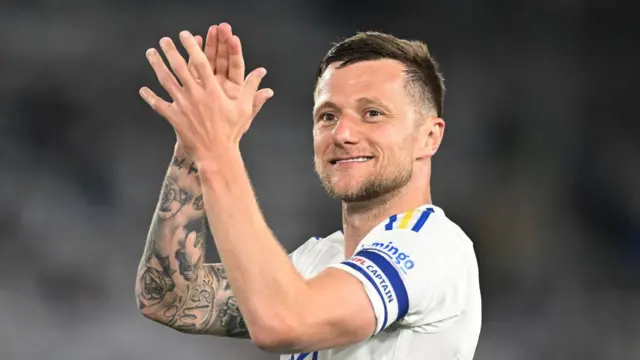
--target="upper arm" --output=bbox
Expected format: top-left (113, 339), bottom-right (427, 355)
top-left (287, 267), bottom-right (377, 351)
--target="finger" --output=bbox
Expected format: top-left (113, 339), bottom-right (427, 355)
top-left (179, 31), bottom-right (214, 88)
top-left (243, 67), bottom-right (268, 101)
top-left (204, 25), bottom-right (218, 74)
top-left (139, 86), bottom-right (176, 122)
top-left (228, 35), bottom-right (245, 85)
top-left (252, 88), bottom-right (274, 118)
top-left (159, 37), bottom-right (198, 91)
top-left (145, 48), bottom-right (187, 105)
top-left (216, 23), bottom-right (232, 78)
top-left (188, 35), bottom-right (204, 82)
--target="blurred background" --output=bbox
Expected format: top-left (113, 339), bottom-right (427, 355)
top-left (1, 0), bottom-right (638, 359)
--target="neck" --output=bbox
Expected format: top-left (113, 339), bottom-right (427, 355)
top-left (340, 176), bottom-right (432, 258)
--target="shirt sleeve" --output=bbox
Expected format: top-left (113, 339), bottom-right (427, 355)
top-left (288, 236), bottom-right (320, 275)
top-left (328, 222), bottom-right (468, 335)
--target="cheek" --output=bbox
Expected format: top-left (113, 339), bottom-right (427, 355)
top-left (312, 129), bottom-right (330, 156)
top-left (312, 137), bottom-right (321, 156)
top-left (382, 135), bottom-right (415, 162)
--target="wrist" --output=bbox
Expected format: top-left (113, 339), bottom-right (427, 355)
top-left (197, 148), bottom-right (244, 181)
top-left (174, 139), bottom-right (188, 157)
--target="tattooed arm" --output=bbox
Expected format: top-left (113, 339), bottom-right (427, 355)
top-left (135, 145), bottom-right (248, 338)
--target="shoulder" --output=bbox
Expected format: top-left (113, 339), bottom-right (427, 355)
top-left (289, 230), bottom-right (343, 264)
top-left (373, 205), bottom-right (473, 249)
top-left (296, 231), bottom-right (343, 251)
top-left (355, 205), bottom-right (475, 274)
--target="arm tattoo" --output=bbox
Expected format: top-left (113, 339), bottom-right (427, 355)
top-left (162, 265), bottom-right (218, 332)
top-left (172, 156), bottom-right (186, 169)
top-left (138, 248), bottom-right (177, 309)
top-left (138, 266), bottom-right (175, 309)
top-left (136, 153), bottom-right (248, 338)
top-left (158, 177), bottom-right (192, 219)
top-left (192, 194), bottom-right (204, 211)
top-left (218, 294), bottom-right (250, 338)
top-left (173, 156), bottom-right (199, 174)
top-left (142, 263), bottom-right (249, 337)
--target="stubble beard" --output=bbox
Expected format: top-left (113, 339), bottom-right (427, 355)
top-left (315, 159), bottom-right (413, 203)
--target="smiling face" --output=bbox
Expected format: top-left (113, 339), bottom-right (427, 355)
top-left (313, 59), bottom-right (422, 202)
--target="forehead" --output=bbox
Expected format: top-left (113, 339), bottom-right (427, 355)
top-left (314, 59), bottom-right (409, 106)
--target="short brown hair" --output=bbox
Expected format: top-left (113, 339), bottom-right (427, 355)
top-left (315, 31), bottom-right (445, 118)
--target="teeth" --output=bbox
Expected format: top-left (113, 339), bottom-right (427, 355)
top-left (336, 157), bottom-right (371, 164)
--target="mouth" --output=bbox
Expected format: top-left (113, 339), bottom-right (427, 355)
top-left (329, 156), bottom-right (375, 165)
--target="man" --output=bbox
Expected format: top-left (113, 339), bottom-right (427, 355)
top-left (135, 22), bottom-right (481, 359)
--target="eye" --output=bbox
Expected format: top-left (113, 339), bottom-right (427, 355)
top-left (365, 109), bottom-right (383, 118)
top-left (318, 112), bottom-right (337, 122)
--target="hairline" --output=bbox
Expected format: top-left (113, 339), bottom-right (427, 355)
top-left (313, 59), bottom-right (435, 117)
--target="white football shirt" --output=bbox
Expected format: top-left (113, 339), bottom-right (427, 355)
top-left (281, 205), bottom-right (482, 360)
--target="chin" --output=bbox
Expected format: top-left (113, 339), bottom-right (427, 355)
top-left (337, 188), bottom-right (383, 203)
top-left (322, 179), bottom-right (359, 200)
top-left (330, 176), bottom-right (364, 193)
top-left (323, 169), bottom-right (412, 203)
top-left (327, 181), bottom-right (375, 202)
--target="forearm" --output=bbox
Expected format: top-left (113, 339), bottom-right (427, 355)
top-left (135, 145), bottom-right (252, 338)
top-left (199, 152), bottom-right (309, 341)
top-left (136, 144), bottom-right (205, 304)
top-left (134, 146), bottom-right (229, 331)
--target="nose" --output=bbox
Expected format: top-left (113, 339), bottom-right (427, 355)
top-left (332, 113), bottom-right (360, 145)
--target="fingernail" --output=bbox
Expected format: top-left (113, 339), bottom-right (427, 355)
top-left (180, 30), bottom-right (191, 38)
top-left (145, 48), bottom-right (155, 58)
top-left (159, 37), bottom-right (170, 49)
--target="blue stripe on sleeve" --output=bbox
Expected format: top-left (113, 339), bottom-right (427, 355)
top-left (342, 262), bottom-right (389, 331)
top-left (355, 250), bottom-right (410, 320)
top-left (411, 208), bottom-right (434, 232)
top-left (384, 214), bottom-right (398, 230)
top-left (295, 352), bottom-right (318, 360)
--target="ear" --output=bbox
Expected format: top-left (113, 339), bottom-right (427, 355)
top-left (416, 117), bottom-right (445, 158)
top-left (429, 117), bottom-right (445, 155)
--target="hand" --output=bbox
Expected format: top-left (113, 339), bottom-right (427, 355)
top-left (140, 23), bottom-right (273, 164)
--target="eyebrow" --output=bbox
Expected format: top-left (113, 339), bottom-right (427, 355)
top-left (313, 101), bottom-right (338, 115)
top-left (313, 97), bottom-right (391, 115)
top-left (355, 97), bottom-right (389, 110)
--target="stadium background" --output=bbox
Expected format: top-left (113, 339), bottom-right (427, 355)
top-left (1, 0), bottom-right (638, 359)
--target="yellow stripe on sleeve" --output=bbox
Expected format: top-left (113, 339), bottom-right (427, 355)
top-left (397, 210), bottom-right (416, 229)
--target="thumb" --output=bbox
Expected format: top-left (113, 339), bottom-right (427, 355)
top-left (242, 67), bottom-right (268, 102)
top-left (252, 88), bottom-right (274, 118)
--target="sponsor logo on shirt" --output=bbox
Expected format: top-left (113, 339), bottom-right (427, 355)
top-left (369, 241), bottom-right (415, 271)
